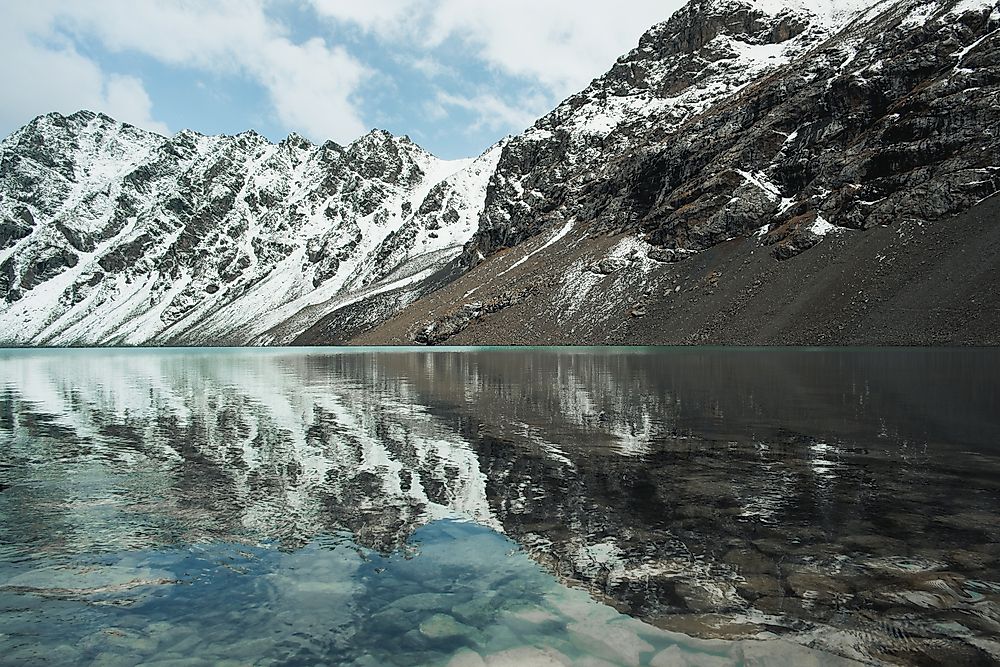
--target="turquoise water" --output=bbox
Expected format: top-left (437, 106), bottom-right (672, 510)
top-left (2, 347), bottom-right (998, 665)
top-left (3, 520), bottom-right (767, 666)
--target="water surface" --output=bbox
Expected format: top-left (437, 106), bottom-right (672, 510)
top-left (1, 347), bottom-right (998, 666)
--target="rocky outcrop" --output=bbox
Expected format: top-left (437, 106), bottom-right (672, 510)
top-left (461, 0), bottom-right (1000, 266)
top-left (414, 287), bottom-right (535, 345)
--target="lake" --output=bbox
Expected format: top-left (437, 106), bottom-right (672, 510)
top-left (0, 347), bottom-right (998, 666)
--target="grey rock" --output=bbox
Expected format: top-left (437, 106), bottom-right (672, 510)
top-left (591, 258), bottom-right (629, 275)
top-left (460, 0), bottom-right (1000, 269)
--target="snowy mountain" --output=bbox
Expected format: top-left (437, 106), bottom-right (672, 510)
top-left (2, 0), bottom-right (998, 346)
top-left (0, 111), bottom-right (500, 345)
top-left (463, 0), bottom-right (999, 263)
top-left (358, 0), bottom-right (1000, 346)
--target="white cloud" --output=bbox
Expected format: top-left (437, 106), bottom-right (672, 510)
top-left (102, 75), bottom-right (170, 135)
top-left (309, 1), bottom-right (421, 33)
top-left (1, 0), bottom-right (369, 143)
top-left (435, 91), bottom-right (544, 134)
top-left (311, 0), bottom-right (683, 94)
top-left (0, 4), bottom-right (168, 136)
top-left (248, 37), bottom-right (368, 143)
top-left (407, 56), bottom-right (455, 79)
top-left (1, 0), bottom-right (689, 152)
top-left (309, 0), bottom-right (684, 149)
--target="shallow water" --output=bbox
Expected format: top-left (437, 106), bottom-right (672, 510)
top-left (0, 347), bottom-right (998, 666)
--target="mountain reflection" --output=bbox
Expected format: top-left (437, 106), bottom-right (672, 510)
top-left (1, 348), bottom-right (999, 664)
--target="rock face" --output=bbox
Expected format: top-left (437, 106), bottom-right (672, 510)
top-left (0, 111), bottom-right (501, 345)
top-left (462, 0), bottom-right (1000, 266)
top-left (2, 0), bottom-right (999, 346)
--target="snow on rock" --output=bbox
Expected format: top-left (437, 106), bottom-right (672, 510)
top-left (751, 0), bottom-right (883, 26)
top-left (0, 113), bottom-right (491, 345)
top-left (736, 169), bottom-right (782, 201)
top-left (463, 0), bottom-right (1000, 268)
top-left (810, 215), bottom-right (839, 237)
top-left (462, 0), bottom-right (868, 264)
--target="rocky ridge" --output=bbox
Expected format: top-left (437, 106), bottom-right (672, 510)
top-left (0, 111), bottom-right (500, 345)
top-left (463, 0), bottom-right (1000, 265)
top-left (1, 0), bottom-right (998, 346)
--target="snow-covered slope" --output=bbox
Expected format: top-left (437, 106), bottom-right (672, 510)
top-left (0, 111), bottom-right (493, 345)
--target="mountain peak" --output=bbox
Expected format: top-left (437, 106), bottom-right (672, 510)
top-left (13, 110), bottom-right (113, 137)
top-left (352, 128), bottom-right (403, 147)
top-left (348, 128), bottom-right (435, 160)
top-left (703, 0), bottom-right (874, 23)
top-left (279, 131), bottom-right (313, 151)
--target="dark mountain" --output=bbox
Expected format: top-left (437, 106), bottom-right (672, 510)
top-left (352, 0), bottom-right (1000, 346)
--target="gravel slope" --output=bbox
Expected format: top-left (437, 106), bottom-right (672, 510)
top-left (349, 195), bottom-right (1000, 346)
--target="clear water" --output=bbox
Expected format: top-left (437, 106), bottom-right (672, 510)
top-left (0, 347), bottom-right (998, 666)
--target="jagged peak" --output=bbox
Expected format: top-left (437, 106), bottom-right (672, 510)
top-left (1, 110), bottom-right (164, 152)
top-left (319, 138), bottom-right (345, 154)
top-left (636, 0), bottom-right (878, 47)
top-left (19, 110), bottom-right (117, 134)
top-left (348, 128), bottom-right (402, 151)
top-left (65, 109), bottom-right (102, 124)
top-left (348, 128), bottom-right (436, 160)
top-left (280, 131), bottom-right (313, 150)
top-left (358, 128), bottom-right (396, 141)
top-left (173, 128), bottom-right (205, 139)
top-left (234, 128), bottom-right (266, 142)
top-left (700, 0), bottom-right (878, 22)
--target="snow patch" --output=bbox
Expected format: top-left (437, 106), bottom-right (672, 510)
top-left (736, 169), bottom-right (782, 201)
top-left (810, 215), bottom-right (839, 237)
top-left (496, 219), bottom-right (575, 279)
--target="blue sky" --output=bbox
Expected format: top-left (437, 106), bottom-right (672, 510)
top-left (1, 1), bottom-right (683, 159)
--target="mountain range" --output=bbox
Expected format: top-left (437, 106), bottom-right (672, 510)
top-left (1, 0), bottom-right (998, 346)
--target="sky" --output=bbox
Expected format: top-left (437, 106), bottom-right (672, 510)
top-left (0, 1), bottom-right (686, 159)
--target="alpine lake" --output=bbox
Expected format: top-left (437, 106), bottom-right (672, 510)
top-left (0, 347), bottom-right (997, 666)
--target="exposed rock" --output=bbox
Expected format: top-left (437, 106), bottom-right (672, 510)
top-left (590, 258), bottom-right (629, 275)
top-left (415, 288), bottom-right (534, 345)
top-left (647, 248), bottom-right (682, 263)
top-left (460, 0), bottom-right (1000, 278)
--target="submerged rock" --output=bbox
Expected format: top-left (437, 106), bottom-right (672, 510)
top-left (483, 646), bottom-right (569, 666)
top-left (419, 613), bottom-right (471, 640)
top-left (447, 649), bottom-right (487, 667)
